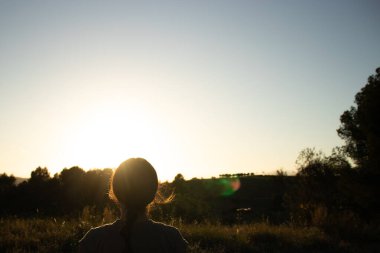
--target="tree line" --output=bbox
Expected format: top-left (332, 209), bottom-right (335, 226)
top-left (285, 68), bottom-right (380, 231)
top-left (0, 166), bottom-right (113, 216)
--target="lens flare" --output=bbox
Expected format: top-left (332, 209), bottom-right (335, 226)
top-left (218, 177), bottom-right (241, 196)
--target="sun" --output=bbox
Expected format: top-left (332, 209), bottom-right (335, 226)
top-left (60, 104), bottom-right (178, 181)
top-left (62, 105), bottom-right (152, 167)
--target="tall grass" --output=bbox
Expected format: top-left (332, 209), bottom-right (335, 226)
top-left (0, 217), bottom-right (88, 252)
top-left (0, 214), bottom-right (378, 253)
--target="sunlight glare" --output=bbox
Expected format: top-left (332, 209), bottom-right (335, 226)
top-left (62, 104), bottom-right (169, 175)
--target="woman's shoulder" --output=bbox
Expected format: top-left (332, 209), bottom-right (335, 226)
top-left (143, 220), bottom-right (181, 236)
top-left (79, 220), bottom-right (124, 252)
top-left (145, 220), bottom-right (188, 250)
top-left (82, 219), bottom-right (122, 238)
top-left (149, 220), bottom-right (178, 230)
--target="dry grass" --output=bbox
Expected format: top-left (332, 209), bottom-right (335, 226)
top-left (0, 216), bottom-right (378, 253)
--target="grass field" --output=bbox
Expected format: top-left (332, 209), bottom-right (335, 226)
top-left (1, 215), bottom-right (378, 253)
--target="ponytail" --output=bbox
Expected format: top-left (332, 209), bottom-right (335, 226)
top-left (120, 206), bottom-right (145, 253)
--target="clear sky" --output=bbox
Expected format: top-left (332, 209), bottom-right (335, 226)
top-left (0, 0), bottom-right (379, 181)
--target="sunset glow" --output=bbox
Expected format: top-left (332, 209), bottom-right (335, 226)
top-left (0, 1), bottom-right (379, 181)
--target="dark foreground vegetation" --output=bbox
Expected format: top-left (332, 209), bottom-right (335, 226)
top-left (1, 68), bottom-right (379, 252)
top-left (1, 215), bottom-right (378, 253)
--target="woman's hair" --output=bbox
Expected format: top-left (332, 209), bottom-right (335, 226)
top-left (109, 158), bottom-right (158, 252)
top-left (109, 158), bottom-right (158, 209)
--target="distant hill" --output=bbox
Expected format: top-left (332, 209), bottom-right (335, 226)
top-left (15, 177), bottom-right (27, 185)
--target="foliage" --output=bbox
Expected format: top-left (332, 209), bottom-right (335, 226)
top-left (166, 174), bottom-right (290, 223)
top-left (2, 216), bottom-right (378, 253)
top-left (287, 148), bottom-right (349, 224)
top-left (29, 167), bottom-right (50, 184)
top-left (0, 167), bottom-right (114, 216)
top-left (0, 173), bottom-right (16, 193)
top-left (285, 146), bottom-right (379, 232)
top-left (1, 167), bottom-right (292, 224)
top-left (337, 67), bottom-right (380, 173)
top-left (283, 68), bottom-right (380, 231)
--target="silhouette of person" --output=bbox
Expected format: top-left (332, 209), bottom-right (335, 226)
top-left (79, 158), bottom-right (187, 253)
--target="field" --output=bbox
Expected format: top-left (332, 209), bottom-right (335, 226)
top-left (1, 215), bottom-right (378, 253)
top-left (1, 164), bottom-right (379, 252)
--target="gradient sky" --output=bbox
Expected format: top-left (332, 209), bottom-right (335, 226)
top-left (0, 0), bottom-right (379, 181)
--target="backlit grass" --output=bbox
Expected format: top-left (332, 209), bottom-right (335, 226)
top-left (0, 216), bottom-right (378, 253)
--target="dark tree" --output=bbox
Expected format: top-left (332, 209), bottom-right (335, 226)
top-left (0, 173), bottom-right (16, 189)
top-left (59, 166), bottom-right (87, 213)
top-left (82, 169), bottom-right (113, 211)
top-left (337, 68), bottom-right (380, 173)
top-left (288, 148), bottom-right (351, 225)
top-left (0, 173), bottom-right (16, 214)
top-left (30, 167), bottom-right (50, 183)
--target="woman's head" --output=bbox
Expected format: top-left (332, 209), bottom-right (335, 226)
top-left (109, 158), bottom-right (158, 211)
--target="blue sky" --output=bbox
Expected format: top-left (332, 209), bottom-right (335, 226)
top-left (0, 0), bottom-right (379, 181)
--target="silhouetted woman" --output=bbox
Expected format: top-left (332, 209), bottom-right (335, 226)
top-left (79, 158), bottom-right (187, 253)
